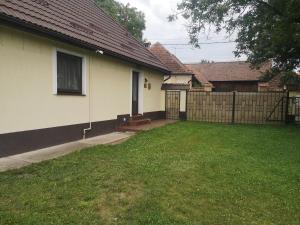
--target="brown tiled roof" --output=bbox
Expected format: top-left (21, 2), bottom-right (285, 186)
top-left (149, 42), bottom-right (193, 75)
top-left (0, 0), bottom-right (169, 73)
top-left (185, 64), bottom-right (212, 86)
top-left (186, 61), bottom-right (271, 82)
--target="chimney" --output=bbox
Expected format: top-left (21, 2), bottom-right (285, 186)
top-left (144, 42), bottom-right (151, 48)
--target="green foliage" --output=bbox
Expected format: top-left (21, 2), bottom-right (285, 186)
top-left (199, 59), bottom-right (215, 63)
top-left (95, 0), bottom-right (146, 41)
top-left (1, 122), bottom-right (300, 224)
top-left (170, 0), bottom-right (300, 76)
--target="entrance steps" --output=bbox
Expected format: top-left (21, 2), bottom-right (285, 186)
top-left (117, 114), bottom-right (151, 132)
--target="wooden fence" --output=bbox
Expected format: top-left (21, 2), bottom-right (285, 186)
top-left (186, 91), bottom-right (288, 124)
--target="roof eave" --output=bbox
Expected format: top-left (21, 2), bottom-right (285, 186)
top-left (209, 80), bottom-right (260, 82)
top-left (171, 72), bottom-right (194, 76)
top-left (0, 14), bottom-right (170, 74)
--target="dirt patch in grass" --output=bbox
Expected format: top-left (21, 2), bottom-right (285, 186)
top-left (97, 182), bottom-right (144, 224)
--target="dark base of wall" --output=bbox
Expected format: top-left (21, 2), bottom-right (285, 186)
top-left (0, 111), bottom-right (165, 158)
top-left (0, 120), bottom-right (115, 158)
top-left (143, 111), bottom-right (166, 120)
top-left (179, 112), bottom-right (187, 121)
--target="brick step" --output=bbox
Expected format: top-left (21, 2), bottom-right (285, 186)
top-left (128, 118), bottom-right (151, 126)
top-left (116, 126), bottom-right (142, 132)
top-left (130, 114), bottom-right (144, 121)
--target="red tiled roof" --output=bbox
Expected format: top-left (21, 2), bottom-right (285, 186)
top-left (0, 0), bottom-right (169, 73)
top-left (185, 64), bottom-right (212, 86)
top-left (149, 42), bottom-right (193, 75)
top-left (186, 61), bottom-right (271, 82)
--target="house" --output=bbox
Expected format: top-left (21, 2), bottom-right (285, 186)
top-left (0, 0), bottom-right (170, 157)
top-left (259, 74), bottom-right (300, 96)
top-left (186, 61), bottom-right (271, 92)
top-left (149, 42), bottom-right (193, 91)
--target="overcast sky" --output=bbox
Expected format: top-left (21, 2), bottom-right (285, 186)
top-left (117, 0), bottom-right (246, 63)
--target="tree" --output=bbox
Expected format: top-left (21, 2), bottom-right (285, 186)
top-left (199, 59), bottom-right (214, 64)
top-left (169, 0), bottom-right (300, 79)
top-left (95, 0), bottom-right (146, 41)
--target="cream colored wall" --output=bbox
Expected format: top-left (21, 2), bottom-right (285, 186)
top-left (89, 56), bottom-right (132, 121)
top-left (290, 91), bottom-right (300, 97)
top-left (165, 75), bottom-right (192, 84)
top-left (0, 25), bottom-right (164, 134)
top-left (143, 69), bottom-right (165, 112)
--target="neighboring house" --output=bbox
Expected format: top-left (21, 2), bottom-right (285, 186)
top-left (0, 0), bottom-right (170, 157)
top-left (149, 42), bottom-right (193, 91)
top-left (259, 75), bottom-right (300, 96)
top-left (258, 75), bottom-right (284, 92)
top-left (186, 61), bottom-right (271, 92)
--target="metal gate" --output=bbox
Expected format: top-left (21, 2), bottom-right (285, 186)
top-left (287, 97), bottom-right (300, 124)
top-left (166, 91), bottom-right (180, 120)
top-left (295, 97), bottom-right (300, 123)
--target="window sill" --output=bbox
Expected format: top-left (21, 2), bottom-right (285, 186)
top-left (56, 92), bottom-right (86, 96)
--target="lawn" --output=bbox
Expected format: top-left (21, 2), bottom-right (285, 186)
top-left (0, 122), bottom-right (300, 225)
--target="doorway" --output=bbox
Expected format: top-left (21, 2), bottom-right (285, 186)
top-left (132, 71), bottom-right (139, 115)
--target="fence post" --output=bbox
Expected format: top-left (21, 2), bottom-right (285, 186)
top-left (185, 90), bottom-right (188, 120)
top-left (232, 91), bottom-right (236, 124)
top-left (281, 92), bottom-right (284, 122)
top-left (285, 91), bottom-right (290, 124)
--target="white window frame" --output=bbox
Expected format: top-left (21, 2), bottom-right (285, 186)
top-left (52, 48), bottom-right (87, 95)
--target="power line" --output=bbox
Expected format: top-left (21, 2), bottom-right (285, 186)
top-left (162, 41), bottom-right (235, 46)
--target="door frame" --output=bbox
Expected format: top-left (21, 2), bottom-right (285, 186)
top-left (129, 69), bottom-right (144, 116)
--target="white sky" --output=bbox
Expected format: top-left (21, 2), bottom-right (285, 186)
top-left (117, 0), bottom-right (246, 63)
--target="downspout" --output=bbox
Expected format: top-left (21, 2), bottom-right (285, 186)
top-left (187, 79), bottom-right (192, 90)
top-left (83, 50), bottom-right (104, 139)
top-left (83, 55), bottom-right (92, 139)
top-left (188, 74), bottom-right (194, 89)
top-left (164, 74), bottom-right (172, 82)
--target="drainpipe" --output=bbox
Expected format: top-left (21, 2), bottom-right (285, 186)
top-left (188, 79), bottom-right (192, 87)
top-left (164, 75), bottom-right (172, 82)
top-left (83, 55), bottom-right (92, 139)
top-left (83, 123), bottom-right (92, 139)
top-left (82, 50), bottom-right (105, 139)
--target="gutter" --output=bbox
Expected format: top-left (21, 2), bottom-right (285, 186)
top-left (210, 80), bottom-right (260, 82)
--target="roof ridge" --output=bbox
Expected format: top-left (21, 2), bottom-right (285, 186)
top-left (185, 60), bottom-right (247, 65)
top-left (149, 42), bottom-right (193, 74)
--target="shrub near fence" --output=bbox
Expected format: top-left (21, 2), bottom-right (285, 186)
top-left (187, 91), bottom-right (287, 124)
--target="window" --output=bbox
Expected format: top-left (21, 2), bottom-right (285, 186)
top-left (56, 51), bottom-right (84, 95)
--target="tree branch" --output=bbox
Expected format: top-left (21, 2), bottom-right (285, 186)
top-left (254, 0), bottom-right (283, 17)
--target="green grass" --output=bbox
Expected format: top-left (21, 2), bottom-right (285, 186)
top-left (0, 122), bottom-right (300, 225)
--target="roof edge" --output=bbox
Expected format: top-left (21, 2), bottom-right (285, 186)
top-left (185, 61), bottom-right (248, 65)
top-left (171, 72), bottom-right (194, 76)
top-left (0, 14), bottom-right (170, 74)
top-left (209, 80), bottom-right (260, 82)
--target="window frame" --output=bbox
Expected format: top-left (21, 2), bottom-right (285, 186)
top-left (53, 48), bottom-right (87, 96)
